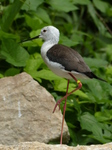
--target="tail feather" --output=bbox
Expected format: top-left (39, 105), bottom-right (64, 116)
top-left (84, 72), bottom-right (106, 82)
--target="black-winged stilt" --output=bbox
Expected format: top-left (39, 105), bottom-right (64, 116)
top-left (22, 26), bottom-right (106, 144)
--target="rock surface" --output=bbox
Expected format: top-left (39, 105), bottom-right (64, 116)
top-left (0, 72), bottom-right (69, 145)
top-left (0, 142), bottom-right (112, 150)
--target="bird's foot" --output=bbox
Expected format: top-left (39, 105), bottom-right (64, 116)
top-left (52, 99), bottom-right (63, 113)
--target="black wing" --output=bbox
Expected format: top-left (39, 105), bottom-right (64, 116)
top-left (47, 44), bottom-right (91, 73)
top-left (47, 44), bottom-right (106, 82)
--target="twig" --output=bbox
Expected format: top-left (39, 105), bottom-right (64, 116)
top-left (96, 11), bottom-right (112, 35)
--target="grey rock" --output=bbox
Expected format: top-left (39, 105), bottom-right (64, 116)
top-left (0, 72), bottom-right (69, 145)
top-left (0, 142), bottom-right (112, 150)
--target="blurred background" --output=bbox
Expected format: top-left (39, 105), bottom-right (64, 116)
top-left (0, 0), bottom-right (112, 146)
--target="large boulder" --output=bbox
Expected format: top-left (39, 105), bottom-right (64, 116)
top-left (0, 72), bottom-right (69, 145)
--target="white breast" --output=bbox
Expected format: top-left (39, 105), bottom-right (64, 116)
top-left (41, 41), bottom-right (71, 79)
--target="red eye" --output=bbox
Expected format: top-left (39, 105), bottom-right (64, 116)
top-left (43, 29), bottom-right (47, 32)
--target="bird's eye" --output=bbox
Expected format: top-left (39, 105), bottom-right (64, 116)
top-left (43, 29), bottom-right (47, 32)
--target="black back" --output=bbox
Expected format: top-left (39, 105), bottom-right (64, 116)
top-left (47, 44), bottom-right (106, 82)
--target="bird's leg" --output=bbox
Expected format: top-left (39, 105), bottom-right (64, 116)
top-left (53, 73), bottom-right (82, 144)
top-left (53, 80), bottom-right (69, 113)
top-left (60, 80), bottom-right (69, 144)
top-left (58, 80), bottom-right (70, 110)
top-left (53, 73), bottom-right (82, 113)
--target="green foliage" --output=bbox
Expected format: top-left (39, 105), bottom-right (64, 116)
top-left (0, 0), bottom-right (112, 146)
top-left (79, 112), bottom-right (112, 143)
top-left (46, 0), bottom-right (78, 12)
top-left (1, 38), bottom-right (29, 66)
top-left (22, 0), bottom-right (44, 11)
top-left (1, 0), bottom-right (24, 32)
top-left (93, 0), bottom-right (109, 13)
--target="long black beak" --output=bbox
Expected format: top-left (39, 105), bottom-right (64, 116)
top-left (20, 35), bottom-right (40, 43)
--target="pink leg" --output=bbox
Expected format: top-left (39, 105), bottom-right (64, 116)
top-left (52, 73), bottom-right (82, 144)
top-left (53, 73), bottom-right (82, 113)
top-left (60, 80), bottom-right (69, 144)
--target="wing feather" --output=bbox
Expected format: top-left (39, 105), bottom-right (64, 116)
top-left (47, 44), bottom-right (91, 73)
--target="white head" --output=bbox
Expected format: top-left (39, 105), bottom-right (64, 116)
top-left (39, 26), bottom-right (60, 44)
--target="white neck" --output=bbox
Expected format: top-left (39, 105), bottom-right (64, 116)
top-left (41, 39), bottom-right (58, 60)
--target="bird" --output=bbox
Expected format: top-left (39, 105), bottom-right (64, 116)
top-left (22, 25), bottom-right (106, 144)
